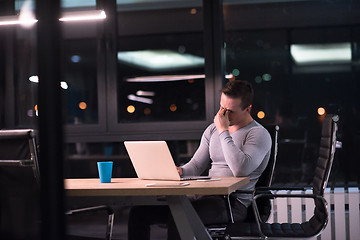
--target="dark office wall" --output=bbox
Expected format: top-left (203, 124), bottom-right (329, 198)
top-left (223, 2), bottom-right (360, 30)
top-left (117, 8), bottom-right (203, 36)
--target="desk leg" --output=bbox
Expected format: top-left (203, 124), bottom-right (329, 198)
top-left (167, 195), bottom-right (212, 240)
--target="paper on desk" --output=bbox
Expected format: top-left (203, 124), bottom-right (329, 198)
top-left (145, 182), bottom-right (190, 187)
top-left (196, 178), bottom-right (221, 182)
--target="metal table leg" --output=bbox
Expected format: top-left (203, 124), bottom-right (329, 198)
top-left (167, 195), bottom-right (212, 240)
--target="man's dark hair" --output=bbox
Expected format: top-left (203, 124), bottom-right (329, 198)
top-left (221, 80), bottom-right (254, 110)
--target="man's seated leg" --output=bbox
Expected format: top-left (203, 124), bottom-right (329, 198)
top-left (128, 205), bottom-right (169, 240)
top-left (128, 195), bottom-right (248, 240)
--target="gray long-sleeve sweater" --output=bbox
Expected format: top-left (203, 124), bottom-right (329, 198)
top-left (181, 120), bottom-right (272, 207)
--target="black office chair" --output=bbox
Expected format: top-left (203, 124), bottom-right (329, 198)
top-left (224, 114), bottom-right (338, 239)
top-left (208, 125), bottom-right (279, 239)
top-left (0, 129), bottom-right (41, 239)
top-left (0, 129), bottom-right (114, 240)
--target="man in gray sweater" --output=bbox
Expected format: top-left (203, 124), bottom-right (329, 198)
top-left (128, 80), bottom-right (272, 240)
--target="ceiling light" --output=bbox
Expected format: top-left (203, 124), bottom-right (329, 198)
top-left (0, 15), bottom-right (38, 26)
top-left (126, 74), bottom-right (233, 82)
top-left (127, 75), bottom-right (205, 82)
top-left (28, 75), bottom-right (69, 90)
top-left (29, 75), bottom-right (39, 83)
top-left (291, 43), bottom-right (351, 65)
top-left (117, 50), bottom-right (204, 72)
top-left (59, 10), bottom-right (106, 22)
top-left (0, 10), bottom-right (106, 26)
top-left (60, 81), bottom-right (69, 89)
top-left (18, 0), bottom-right (37, 28)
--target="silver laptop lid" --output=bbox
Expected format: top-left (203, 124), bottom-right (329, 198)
top-left (124, 141), bottom-right (181, 181)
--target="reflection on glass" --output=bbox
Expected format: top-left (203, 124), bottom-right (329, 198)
top-left (62, 39), bottom-right (98, 124)
top-left (117, 33), bottom-right (205, 123)
top-left (59, 10), bottom-right (106, 22)
top-left (224, 1), bottom-right (360, 184)
top-left (117, 50), bottom-right (204, 71)
top-left (290, 43), bottom-right (351, 65)
top-left (118, 77), bottom-right (205, 123)
top-left (14, 26), bottom-right (38, 128)
top-left (224, 29), bottom-right (288, 126)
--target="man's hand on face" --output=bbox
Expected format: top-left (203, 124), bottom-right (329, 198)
top-left (214, 107), bottom-right (230, 134)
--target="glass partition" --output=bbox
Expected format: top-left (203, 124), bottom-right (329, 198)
top-left (61, 37), bottom-right (99, 124)
top-left (224, 29), bottom-right (288, 124)
top-left (11, 23), bottom-right (101, 127)
top-left (223, 1), bottom-right (360, 183)
top-left (115, 6), bottom-right (206, 124)
top-left (117, 33), bottom-right (206, 123)
top-left (14, 25), bottom-right (38, 128)
top-left (5, 1), bottom-right (103, 128)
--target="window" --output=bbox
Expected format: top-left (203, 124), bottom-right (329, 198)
top-left (223, 1), bottom-right (360, 183)
top-left (117, 34), bottom-right (206, 123)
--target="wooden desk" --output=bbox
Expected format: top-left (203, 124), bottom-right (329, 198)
top-left (65, 177), bottom-right (249, 240)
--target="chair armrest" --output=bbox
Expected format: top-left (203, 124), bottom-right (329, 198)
top-left (253, 192), bottom-right (327, 202)
top-left (251, 192), bottom-right (328, 223)
top-left (0, 159), bottom-right (34, 166)
top-left (234, 189), bottom-right (254, 195)
top-left (234, 186), bottom-right (312, 196)
top-left (66, 205), bottom-right (114, 240)
top-left (66, 205), bottom-right (114, 216)
top-left (254, 186), bottom-right (313, 192)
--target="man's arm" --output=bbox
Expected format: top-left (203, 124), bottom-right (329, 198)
top-left (219, 127), bottom-right (271, 177)
top-left (179, 125), bottom-right (214, 176)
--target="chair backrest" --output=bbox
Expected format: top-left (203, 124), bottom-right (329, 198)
top-left (224, 115), bottom-right (339, 239)
top-left (308, 114), bottom-right (338, 235)
top-left (0, 129), bottom-right (40, 180)
top-left (312, 114), bottom-right (338, 196)
top-left (0, 129), bottom-right (40, 239)
top-left (256, 125), bottom-right (279, 188)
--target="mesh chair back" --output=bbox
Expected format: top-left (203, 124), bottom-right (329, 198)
top-left (312, 114), bottom-right (337, 196)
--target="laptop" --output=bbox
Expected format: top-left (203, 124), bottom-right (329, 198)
top-left (124, 141), bottom-right (211, 181)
